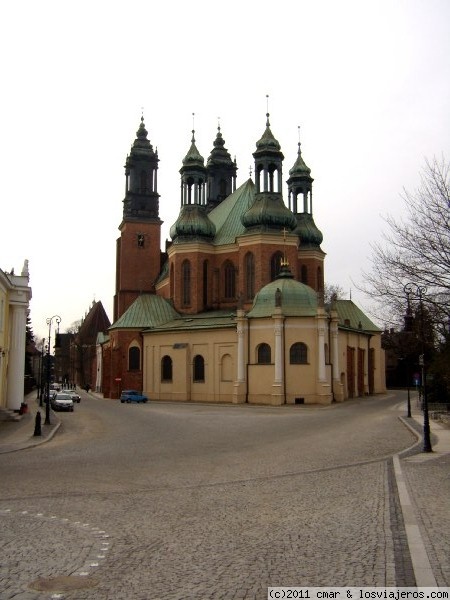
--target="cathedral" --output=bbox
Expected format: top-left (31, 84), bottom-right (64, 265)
top-left (101, 111), bottom-right (386, 404)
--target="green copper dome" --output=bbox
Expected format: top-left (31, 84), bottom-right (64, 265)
top-left (289, 145), bottom-right (311, 177)
top-left (255, 113), bottom-right (281, 153)
top-left (207, 126), bottom-right (234, 168)
top-left (170, 204), bottom-right (216, 242)
top-left (182, 131), bottom-right (204, 168)
top-left (247, 266), bottom-right (317, 317)
top-left (242, 192), bottom-right (297, 232)
top-left (294, 213), bottom-right (323, 247)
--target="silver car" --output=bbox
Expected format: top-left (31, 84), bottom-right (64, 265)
top-left (51, 393), bottom-right (74, 412)
top-left (65, 389), bottom-right (81, 403)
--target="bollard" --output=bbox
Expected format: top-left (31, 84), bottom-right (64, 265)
top-left (33, 411), bottom-right (42, 437)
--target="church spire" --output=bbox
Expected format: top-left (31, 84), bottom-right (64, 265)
top-left (206, 120), bottom-right (237, 211)
top-left (242, 98), bottom-right (296, 233)
top-left (287, 126), bottom-right (323, 248)
top-left (123, 114), bottom-right (160, 221)
top-left (170, 115), bottom-right (215, 243)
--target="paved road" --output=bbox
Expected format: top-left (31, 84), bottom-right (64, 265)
top-left (0, 391), bottom-right (445, 599)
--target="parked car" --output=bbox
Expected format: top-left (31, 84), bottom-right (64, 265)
top-left (120, 390), bottom-right (148, 403)
top-left (65, 389), bottom-right (81, 403)
top-left (48, 389), bottom-right (57, 401)
top-left (51, 393), bottom-right (74, 412)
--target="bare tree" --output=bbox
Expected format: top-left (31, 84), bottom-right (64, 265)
top-left (324, 283), bottom-right (346, 305)
top-left (362, 156), bottom-right (450, 334)
top-left (65, 320), bottom-right (82, 335)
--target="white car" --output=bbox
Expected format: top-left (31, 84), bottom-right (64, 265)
top-left (65, 389), bottom-right (81, 403)
top-left (51, 393), bottom-right (74, 412)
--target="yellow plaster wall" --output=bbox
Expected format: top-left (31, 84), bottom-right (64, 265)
top-left (143, 328), bottom-right (236, 403)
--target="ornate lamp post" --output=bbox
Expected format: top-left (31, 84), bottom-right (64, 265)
top-left (403, 283), bottom-right (432, 452)
top-left (44, 315), bottom-right (61, 425)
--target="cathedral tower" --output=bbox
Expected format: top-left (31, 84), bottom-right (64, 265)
top-left (287, 128), bottom-right (325, 296)
top-left (114, 116), bottom-right (162, 321)
top-left (206, 124), bottom-right (237, 212)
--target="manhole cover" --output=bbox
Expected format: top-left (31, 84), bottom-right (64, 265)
top-left (29, 575), bottom-right (98, 592)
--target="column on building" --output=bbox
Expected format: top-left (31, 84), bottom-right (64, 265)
top-left (317, 312), bottom-right (327, 382)
top-left (6, 303), bottom-right (27, 411)
top-left (233, 309), bottom-right (247, 404)
top-left (272, 308), bottom-right (285, 404)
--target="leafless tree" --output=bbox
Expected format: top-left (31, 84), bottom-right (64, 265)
top-left (65, 320), bottom-right (82, 335)
top-left (362, 156), bottom-right (450, 335)
top-left (324, 283), bottom-right (346, 305)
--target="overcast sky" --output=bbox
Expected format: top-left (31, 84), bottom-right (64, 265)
top-left (1, 0), bottom-right (449, 343)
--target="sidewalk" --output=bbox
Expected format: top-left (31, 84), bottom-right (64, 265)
top-left (0, 391), bottom-right (61, 454)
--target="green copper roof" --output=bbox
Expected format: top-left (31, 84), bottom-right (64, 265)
top-left (207, 126), bottom-right (234, 168)
top-left (254, 114), bottom-right (281, 153)
top-left (241, 192), bottom-right (297, 232)
top-left (149, 310), bottom-right (236, 333)
top-left (128, 116), bottom-right (156, 159)
top-left (247, 267), bottom-right (317, 318)
top-left (110, 294), bottom-right (180, 330)
top-left (170, 204), bottom-right (216, 242)
top-left (208, 179), bottom-right (255, 245)
top-left (289, 143), bottom-right (311, 177)
top-left (335, 300), bottom-right (381, 332)
top-left (294, 213), bottom-right (323, 247)
top-left (182, 132), bottom-right (204, 168)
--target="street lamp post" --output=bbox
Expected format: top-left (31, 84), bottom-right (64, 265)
top-left (403, 283), bottom-right (432, 452)
top-left (44, 315), bottom-right (61, 425)
top-left (39, 338), bottom-right (45, 407)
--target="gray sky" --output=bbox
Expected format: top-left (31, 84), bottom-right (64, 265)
top-left (1, 0), bottom-right (449, 342)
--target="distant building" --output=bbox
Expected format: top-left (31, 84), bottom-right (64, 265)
top-left (0, 261), bottom-right (32, 412)
top-left (54, 301), bottom-right (111, 389)
top-left (102, 113), bottom-right (386, 404)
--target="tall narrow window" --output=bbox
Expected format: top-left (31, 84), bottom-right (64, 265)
top-left (290, 342), bottom-right (308, 364)
top-left (203, 260), bottom-right (208, 308)
top-left (301, 265), bottom-right (308, 284)
top-left (140, 170), bottom-right (147, 193)
top-left (245, 252), bottom-right (255, 300)
top-left (224, 261), bottom-right (236, 299)
top-left (270, 252), bottom-right (283, 281)
top-left (193, 355), bottom-right (205, 382)
top-left (317, 266), bottom-right (323, 293)
top-left (182, 260), bottom-right (191, 306)
top-left (129, 346), bottom-right (140, 370)
top-left (257, 343), bottom-right (271, 364)
top-left (161, 355), bottom-right (173, 382)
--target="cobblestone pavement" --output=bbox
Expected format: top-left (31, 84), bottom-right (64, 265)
top-left (0, 390), bottom-right (448, 599)
top-left (1, 462), bottom-right (398, 599)
top-left (401, 454), bottom-right (450, 587)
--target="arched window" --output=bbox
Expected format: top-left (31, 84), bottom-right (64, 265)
top-left (203, 260), bottom-right (208, 308)
top-left (257, 343), bottom-right (271, 364)
top-left (317, 266), bottom-right (323, 292)
top-left (129, 346), bottom-right (140, 370)
top-left (245, 252), bottom-right (255, 300)
top-left (270, 252), bottom-right (283, 281)
top-left (223, 261), bottom-right (236, 299)
top-left (182, 260), bottom-right (191, 306)
top-left (193, 355), bottom-right (205, 382)
top-left (161, 355), bottom-right (173, 382)
top-left (301, 265), bottom-right (308, 284)
top-left (170, 263), bottom-right (174, 299)
top-left (290, 342), bottom-right (308, 364)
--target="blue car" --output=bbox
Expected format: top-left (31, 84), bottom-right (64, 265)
top-left (120, 390), bottom-right (148, 403)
